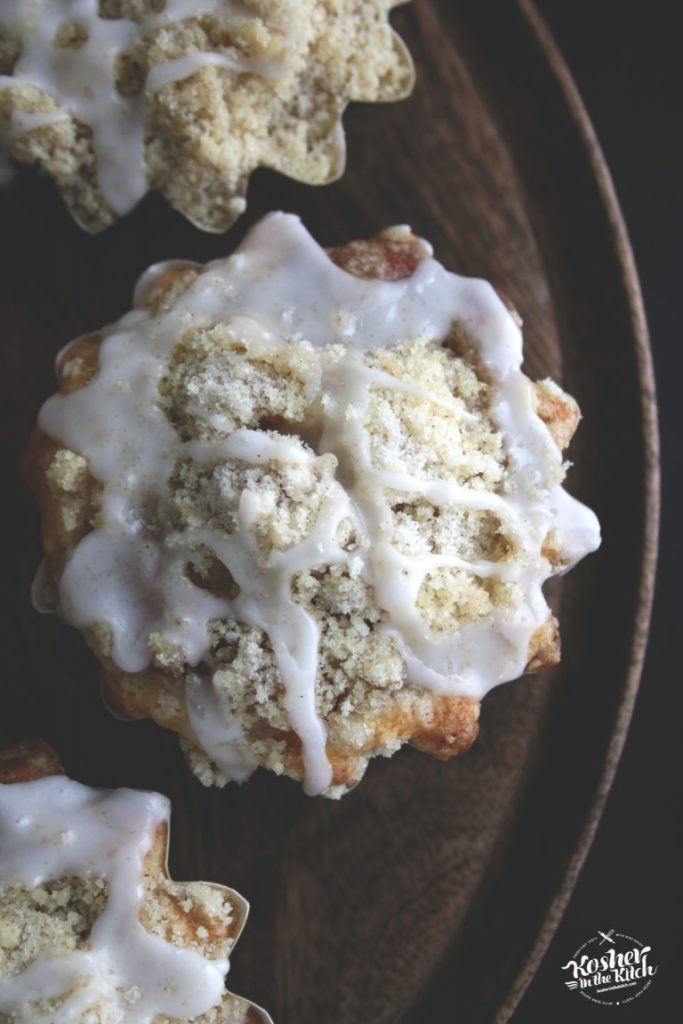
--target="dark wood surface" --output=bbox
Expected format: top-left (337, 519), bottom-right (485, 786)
top-left (515, 2), bottom-right (679, 1020)
top-left (0, 2), bottom-right (658, 1022)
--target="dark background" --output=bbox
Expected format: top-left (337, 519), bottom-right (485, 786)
top-left (514, 2), bottom-right (680, 1021)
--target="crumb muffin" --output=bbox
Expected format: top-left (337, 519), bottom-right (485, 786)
top-left (24, 212), bottom-right (601, 797)
top-left (0, 740), bottom-right (271, 1024)
top-left (0, 1), bottom-right (414, 230)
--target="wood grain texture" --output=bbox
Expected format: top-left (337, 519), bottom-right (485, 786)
top-left (0, 2), bottom-right (658, 1022)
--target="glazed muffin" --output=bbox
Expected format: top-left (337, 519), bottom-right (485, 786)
top-left (0, 1), bottom-right (414, 230)
top-left (24, 212), bottom-right (601, 797)
top-left (0, 740), bottom-right (271, 1024)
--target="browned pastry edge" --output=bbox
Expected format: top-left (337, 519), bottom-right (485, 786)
top-left (0, 739), bottom-right (64, 784)
top-left (327, 226), bottom-right (429, 281)
top-left (23, 228), bottom-right (579, 789)
top-left (97, 663), bottom-right (482, 788)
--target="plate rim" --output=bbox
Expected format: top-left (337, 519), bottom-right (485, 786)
top-left (495, 2), bottom-right (661, 1018)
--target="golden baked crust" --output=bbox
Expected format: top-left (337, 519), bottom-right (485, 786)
top-left (24, 226), bottom-right (587, 795)
top-left (0, 741), bottom-right (270, 1024)
top-left (0, 739), bottom-right (64, 784)
top-left (0, 1), bottom-right (414, 231)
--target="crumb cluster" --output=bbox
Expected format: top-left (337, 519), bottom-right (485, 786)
top-left (0, 877), bottom-right (108, 979)
top-left (148, 314), bottom-right (547, 788)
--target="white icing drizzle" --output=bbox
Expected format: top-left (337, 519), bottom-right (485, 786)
top-left (0, 776), bottom-right (228, 1022)
top-left (0, 0), bottom-right (291, 213)
top-left (186, 672), bottom-right (259, 784)
top-left (35, 213), bottom-right (601, 795)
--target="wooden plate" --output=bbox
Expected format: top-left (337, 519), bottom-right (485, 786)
top-left (0, 1), bottom-right (658, 1021)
